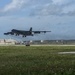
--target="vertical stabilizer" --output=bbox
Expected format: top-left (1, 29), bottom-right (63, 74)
top-left (29, 27), bottom-right (32, 32)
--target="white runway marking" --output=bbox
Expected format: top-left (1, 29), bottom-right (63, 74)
top-left (58, 52), bottom-right (75, 54)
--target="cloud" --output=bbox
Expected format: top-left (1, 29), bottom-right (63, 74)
top-left (31, 0), bottom-right (75, 16)
top-left (52, 0), bottom-right (72, 5)
top-left (1, 0), bottom-right (29, 12)
top-left (0, 0), bottom-right (75, 16)
top-left (52, 0), bottom-right (65, 5)
top-left (62, 3), bottom-right (75, 15)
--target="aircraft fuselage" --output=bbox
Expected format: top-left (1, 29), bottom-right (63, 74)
top-left (12, 29), bottom-right (33, 36)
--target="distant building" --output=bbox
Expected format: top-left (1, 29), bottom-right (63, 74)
top-left (1, 39), bottom-right (75, 45)
top-left (26, 40), bottom-right (75, 45)
top-left (0, 39), bottom-right (18, 45)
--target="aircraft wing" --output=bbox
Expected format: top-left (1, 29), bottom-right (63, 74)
top-left (32, 31), bottom-right (51, 34)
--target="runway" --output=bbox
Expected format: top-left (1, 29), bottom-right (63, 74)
top-left (31, 44), bottom-right (75, 46)
top-left (1, 44), bottom-right (75, 46)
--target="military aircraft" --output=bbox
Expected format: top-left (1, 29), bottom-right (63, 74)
top-left (4, 27), bottom-right (51, 37)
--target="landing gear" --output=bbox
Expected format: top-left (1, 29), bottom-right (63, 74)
top-left (31, 34), bottom-right (33, 36)
top-left (22, 35), bottom-right (26, 37)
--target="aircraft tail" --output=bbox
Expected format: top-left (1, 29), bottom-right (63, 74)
top-left (29, 27), bottom-right (32, 32)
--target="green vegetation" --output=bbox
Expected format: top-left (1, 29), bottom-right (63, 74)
top-left (0, 46), bottom-right (75, 75)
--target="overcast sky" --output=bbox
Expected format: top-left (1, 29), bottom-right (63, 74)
top-left (0, 0), bottom-right (75, 41)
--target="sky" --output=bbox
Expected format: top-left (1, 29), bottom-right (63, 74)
top-left (0, 0), bottom-right (75, 41)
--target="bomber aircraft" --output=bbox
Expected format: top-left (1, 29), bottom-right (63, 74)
top-left (4, 27), bottom-right (51, 37)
